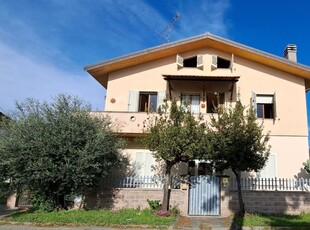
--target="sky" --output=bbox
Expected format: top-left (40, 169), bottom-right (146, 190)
top-left (1, 0), bottom-right (310, 123)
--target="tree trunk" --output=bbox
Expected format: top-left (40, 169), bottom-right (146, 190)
top-left (55, 194), bottom-right (66, 210)
top-left (233, 170), bottom-right (245, 217)
top-left (162, 162), bottom-right (173, 211)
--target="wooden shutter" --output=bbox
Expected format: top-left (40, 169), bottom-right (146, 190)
top-left (197, 54), bottom-right (203, 69)
top-left (128, 91), bottom-right (139, 112)
top-left (157, 91), bottom-right (166, 111)
top-left (259, 155), bottom-right (276, 178)
top-left (251, 91), bottom-right (257, 115)
top-left (135, 152), bottom-right (154, 176)
top-left (135, 152), bottom-right (144, 176)
top-left (144, 152), bottom-right (154, 176)
top-left (230, 54), bottom-right (234, 72)
top-left (211, 55), bottom-right (217, 69)
top-left (273, 92), bottom-right (277, 119)
top-left (176, 54), bottom-right (183, 68)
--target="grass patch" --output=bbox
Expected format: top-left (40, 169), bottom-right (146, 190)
top-left (235, 212), bottom-right (310, 227)
top-left (5, 208), bottom-right (176, 228)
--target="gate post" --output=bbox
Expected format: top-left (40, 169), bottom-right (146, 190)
top-left (220, 175), bottom-right (233, 217)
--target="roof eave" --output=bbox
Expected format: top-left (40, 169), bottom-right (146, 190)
top-left (84, 33), bottom-right (310, 87)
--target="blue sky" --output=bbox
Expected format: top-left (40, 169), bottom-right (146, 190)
top-left (1, 0), bottom-right (310, 121)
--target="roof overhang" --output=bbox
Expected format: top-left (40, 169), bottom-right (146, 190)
top-left (84, 33), bottom-right (310, 89)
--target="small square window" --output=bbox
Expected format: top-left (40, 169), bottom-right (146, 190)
top-left (183, 56), bottom-right (197, 68)
top-left (139, 93), bottom-right (157, 112)
top-left (256, 95), bottom-right (275, 119)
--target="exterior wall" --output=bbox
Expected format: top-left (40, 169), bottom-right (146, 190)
top-left (84, 188), bottom-right (188, 215)
top-left (102, 47), bottom-right (309, 179)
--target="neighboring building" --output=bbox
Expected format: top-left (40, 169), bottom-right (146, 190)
top-left (85, 33), bottom-right (310, 179)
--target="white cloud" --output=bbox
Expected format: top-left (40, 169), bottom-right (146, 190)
top-left (0, 41), bottom-right (104, 113)
top-left (0, 0), bottom-right (231, 114)
top-left (172, 0), bottom-right (230, 39)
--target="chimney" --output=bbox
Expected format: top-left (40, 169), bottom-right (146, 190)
top-left (284, 44), bottom-right (297, 62)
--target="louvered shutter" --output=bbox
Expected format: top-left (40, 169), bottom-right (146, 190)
top-left (128, 91), bottom-right (139, 112)
top-left (144, 152), bottom-right (154, 176)
top-left (230, 54), bottom-right (234, 72)
top-left (273, 92), bottom-right (277, 119)
top-left (135, 152), bottom-right (154, 176)
top-left (176, 54), bottom-right (183, 68)
top-left (251, 91), bottom-right (257, 115)
top-left (259, 155), bottom-right (276, 178)
top-left (135, 152), bottom-right (145, 176)
top-left (197, 54), bottom-right (203, 69)
top-left (157, 91), bottom-right (166, 111)
top-left (211, 55), bottom-right (217, 69)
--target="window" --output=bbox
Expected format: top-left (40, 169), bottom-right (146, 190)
top-left (139, 92), bottom-right (157, 112)
top-left (181, 94), bottom-right (200, 113)
top-left (211, 55), bottom-right (233, 69)
top-left (183, 56), bottom-right (197, 67)
top-left (176, 54), bottom-right (203, 69)
top-left (207, 92), bottom-right (225, 113)
top-left (128, 91), bottom-right (165, 112)
top-left (134, 152), bottom-right (155, 176)
top-left (258, 155), bottom-right (277, 178)
top-left (252, 93), bottom-right (276, 119)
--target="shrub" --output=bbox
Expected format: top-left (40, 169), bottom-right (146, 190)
top-left (147, 199), bottom-right (161, 211)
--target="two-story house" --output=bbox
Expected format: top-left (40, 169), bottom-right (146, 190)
top-left (85, 33), bottom-right (310, 179)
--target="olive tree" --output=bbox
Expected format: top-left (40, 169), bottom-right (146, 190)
top-left (0, 94), bottom-right (124, 210)
top-left (142, 101), bottom-right (208, 211)
top-left (205, 101), bottom-right (270, 216)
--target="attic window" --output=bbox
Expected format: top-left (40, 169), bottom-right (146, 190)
top-left (217, 57), bottom-right (230, 68)
top-left (183, 56), bottom-right (197, 67)
top-left (211, 55), bottom-right (234, 70)
top-left (176, 54), bottom-right (203, 69)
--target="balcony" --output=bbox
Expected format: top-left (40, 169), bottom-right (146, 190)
top-left (91, 111), bottom-right (216, 136)
top-left (91, 111), bottom-right (150, 136)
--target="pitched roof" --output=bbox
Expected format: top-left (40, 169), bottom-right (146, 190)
top-left (84, 33), bottom-right (310, 89)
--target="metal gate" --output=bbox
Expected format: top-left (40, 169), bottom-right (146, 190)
top-left (188, 175), bottom-right (220, 215)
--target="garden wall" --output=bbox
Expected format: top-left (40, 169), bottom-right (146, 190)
top-left (84, 188), bottom-right (189, 215)
top-left (221, 187), bottom-right (310, 215)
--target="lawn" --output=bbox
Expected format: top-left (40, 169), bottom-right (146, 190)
top-left (236, 212), bottom-right (310, 228)
top-left (5, 208), bottom-right (176, 228)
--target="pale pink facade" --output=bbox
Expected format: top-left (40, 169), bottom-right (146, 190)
top-left (85, 33), bottom-right (310, 179)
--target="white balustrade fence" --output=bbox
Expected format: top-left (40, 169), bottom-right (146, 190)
top-left (101, 175), bottom-right (183, 189)
top-left (229, 177), bottom-right (310, 191)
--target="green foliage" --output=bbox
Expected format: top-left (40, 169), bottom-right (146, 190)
top-left (303, 159), bottom-right (310, 174)
top-left (30, 194), bottom-right (54, 212)
top-left (0, 94), bottom-right (125, 210)
top-left (6, 208), bottom-right (176, 227)
top-left (204, 101), bottom-right (270, 216)
top-left (169, 205), bottom-right (180, 216)
top-left (206, 102), bottom-right (270, 174)
top-left (236, 213), bottom-right (310, 227)
top-left (144, 101), bottom-right (207, 165)
top-left (142, 100), bottom-right (207, 211)
top-left (147, 199), bottom-right (161, 211)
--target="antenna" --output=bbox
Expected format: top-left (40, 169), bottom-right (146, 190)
top-left (158, 12), bottom-right (180, 43)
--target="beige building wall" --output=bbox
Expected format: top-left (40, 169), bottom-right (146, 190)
top-left (103, 48), bottom-right (309, 178)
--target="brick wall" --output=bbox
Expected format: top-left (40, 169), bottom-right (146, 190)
top-left (84, 188), bottom-right (188, 215)
top-left (221, 187), bottom-right (310, 215)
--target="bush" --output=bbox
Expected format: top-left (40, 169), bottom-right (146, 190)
top-left (147, 199), bottom-right (161, 211)
top-left (30, 194), bottom-right (54, 212)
